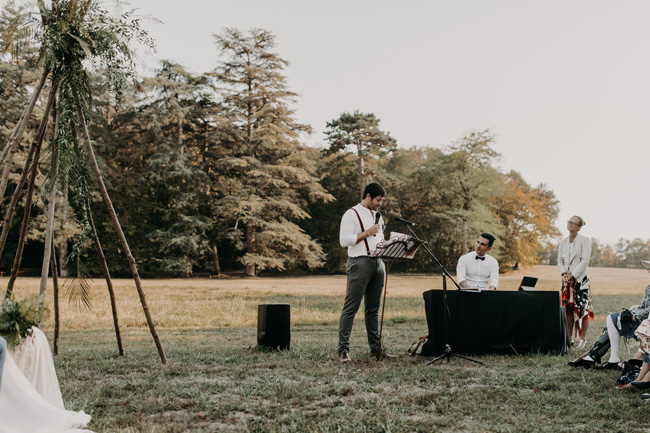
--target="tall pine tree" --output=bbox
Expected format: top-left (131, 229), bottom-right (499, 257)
top-left (140, 61), bottom-right (212, 275)
top-left (213, 28), bottom-right (331, 277)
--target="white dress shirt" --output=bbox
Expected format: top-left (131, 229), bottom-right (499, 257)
top-left (456, 251), bottom-right (499, 290)
top-left (339, 204), bottom-right (385, 257)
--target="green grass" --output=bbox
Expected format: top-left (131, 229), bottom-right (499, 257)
top-left (50, 292), bottom-right (649, 433)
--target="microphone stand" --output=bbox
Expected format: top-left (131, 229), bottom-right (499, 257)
top-left (401, 223), bottom-right (484, 366)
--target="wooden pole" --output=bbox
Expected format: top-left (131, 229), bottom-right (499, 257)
top-left (88, 197), bottom-right (124, 356)
top-left (78, 107), bottom-right (166, 364)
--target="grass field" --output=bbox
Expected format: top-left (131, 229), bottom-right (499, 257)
top-left (6, 265), bottom-right (650, 432)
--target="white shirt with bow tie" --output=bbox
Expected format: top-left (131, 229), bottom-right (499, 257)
top-left (456, 251), bottom-right (499, 290)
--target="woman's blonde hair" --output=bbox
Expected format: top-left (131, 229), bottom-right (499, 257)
top-left (572, 215), bottom-right (586, 227)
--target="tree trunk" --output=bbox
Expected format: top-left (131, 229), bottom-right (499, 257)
top-left (461, 220), bottom-right (468, 255)
top-left (245, 224), bottom-right (256, 277)
top-left (177, 116), bottom-right (183, 148)
top-left (357, 144), bottom-right (364, 201)
top-left (51, 239), bottom-right (60, 355)
top-left (78, 107), bottom-right (167, 364)
top-left (0, 69), bottom-right (50, 200)
top-left (211, 243), bottom-right (221, 277)
top-left (88, 197), bottom-right (124, 356)
top-left (57, 186), bottom-right (70, 277)
top-left (57, 238), bottom-right (68, 277)
top-left (4, 84), bottom-right (57, 300)
top-left (40, 104), bottom-right (61, 298)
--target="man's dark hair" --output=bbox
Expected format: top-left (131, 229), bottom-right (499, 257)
top-left (363, 182), bottom-right (386, 199)
top-left (480, 232), bottom-right (496, 247)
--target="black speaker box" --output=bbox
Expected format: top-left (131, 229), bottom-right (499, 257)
top-left (257, 303), bottom-right (290, 350)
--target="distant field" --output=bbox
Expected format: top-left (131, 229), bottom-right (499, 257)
top-left (3, 265), bottom-right (648, 332)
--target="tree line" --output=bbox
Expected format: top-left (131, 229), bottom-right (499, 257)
top-left (540, 238), bottom-right (650, 269)
top-left (1, 3), bottom-right (640, 281)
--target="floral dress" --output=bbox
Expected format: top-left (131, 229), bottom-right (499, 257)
top-left (561, 277), bottom-right (593, 337)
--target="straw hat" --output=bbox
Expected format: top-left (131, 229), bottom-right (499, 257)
top-left (641, 260), bottom-right (650, 270)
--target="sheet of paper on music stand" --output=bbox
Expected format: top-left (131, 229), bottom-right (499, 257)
top-left (372, 232), bottom-right (423, 259)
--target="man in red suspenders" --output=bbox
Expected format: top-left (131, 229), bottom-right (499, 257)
top-left (337, 182), bottom-right (394, 362)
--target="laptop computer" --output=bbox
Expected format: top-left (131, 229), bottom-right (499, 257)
top-left (518, 276), bottom-right (538, 291)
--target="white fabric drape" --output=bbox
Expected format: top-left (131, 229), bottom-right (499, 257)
top-left (0, 353), bottom-right (92, 433)
top-left (10, 326), bottom-right (65, 408)
top-left (0, 327), bottom-right (92, 433)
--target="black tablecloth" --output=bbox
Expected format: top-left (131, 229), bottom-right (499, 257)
top-left (421, 290), bottom-right (569, 357)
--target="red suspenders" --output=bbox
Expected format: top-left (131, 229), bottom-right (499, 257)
top-left (351, 208), bottom-right (371, 256)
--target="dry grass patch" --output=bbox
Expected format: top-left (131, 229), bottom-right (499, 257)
top-left (3, 265), bottom-right (648, 332)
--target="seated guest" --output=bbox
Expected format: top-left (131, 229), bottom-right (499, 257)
top-left (457, 233), bottom-right (499, 291)
top-left (619, 352), bottom-right (650, 390)
top-left (570, 260), bottom-right (650, 369)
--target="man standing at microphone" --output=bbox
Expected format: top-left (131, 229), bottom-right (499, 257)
top-left (338, 182), bottom-right (394, 362)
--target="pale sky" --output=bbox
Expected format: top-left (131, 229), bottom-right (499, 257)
top-left (116, 0), bottom-right (650, 245)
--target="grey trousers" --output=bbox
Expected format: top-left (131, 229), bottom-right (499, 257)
top-left (338, 257), bottom-right (386, 354)
top-left (0, 336), bottom-right (6, 390)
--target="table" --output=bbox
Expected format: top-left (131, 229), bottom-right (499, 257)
top-left (420, 289), bottom-right (569, 357)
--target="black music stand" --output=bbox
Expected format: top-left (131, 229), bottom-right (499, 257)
top-left (400, 224), bottom-right (484, 366)
top-left (372, 234), bottom-right (424, 359)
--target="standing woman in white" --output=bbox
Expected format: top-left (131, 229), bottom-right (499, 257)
top-left (558, 215), bottom-right (593, 347)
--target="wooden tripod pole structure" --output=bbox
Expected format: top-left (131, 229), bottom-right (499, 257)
top-left (88, 197), bottom-right (125, 357)
top-left (78, 106), bottom-right (167, 365)
top-left (5, 84), bottom-right (58, 299)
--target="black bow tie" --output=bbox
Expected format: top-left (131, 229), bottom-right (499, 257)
top-left (475, 255), bottom-right (485, 261)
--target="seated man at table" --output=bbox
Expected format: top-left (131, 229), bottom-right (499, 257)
top-left (456, 233), bottom-right (499, 291)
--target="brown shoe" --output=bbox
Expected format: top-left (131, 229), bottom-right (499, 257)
top-left (339, 352), bottom-right (351, 363)
top-left (372, 348), bottom-right (398, 359)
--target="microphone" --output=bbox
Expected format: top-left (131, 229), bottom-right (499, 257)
top-left (395, 217), bottom-right (415, 226)
top-left (373, 212), bottom-right (381, 236)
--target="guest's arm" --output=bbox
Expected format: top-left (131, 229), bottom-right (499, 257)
top-left (457, 256), bottom-right (468, 288)
top-left (489, 259), bottom-right (499, 290)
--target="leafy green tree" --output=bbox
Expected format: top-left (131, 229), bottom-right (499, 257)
top-left (388, 131), bottom-right (503, 269)
top-left (589, 238), bottom-right (605, 267)
top-left (615, 238), bottom-right (650, 268)
top-left (493, 171), bottom-right (560, 269)
top-left (212, 28), bottom-right (331, 277)
top-left (138, 61), bottom-right (212, 275)
top-left (324, 111), bottom-right (397, 200)
top-left (302, 149), bottom-right (359, 273)
top-left (439, 129), bottom-right (503, 255)
top-left (600, 243), bottom-right (619, 267)
top-left (537, 241), bottom-right (559, 266)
